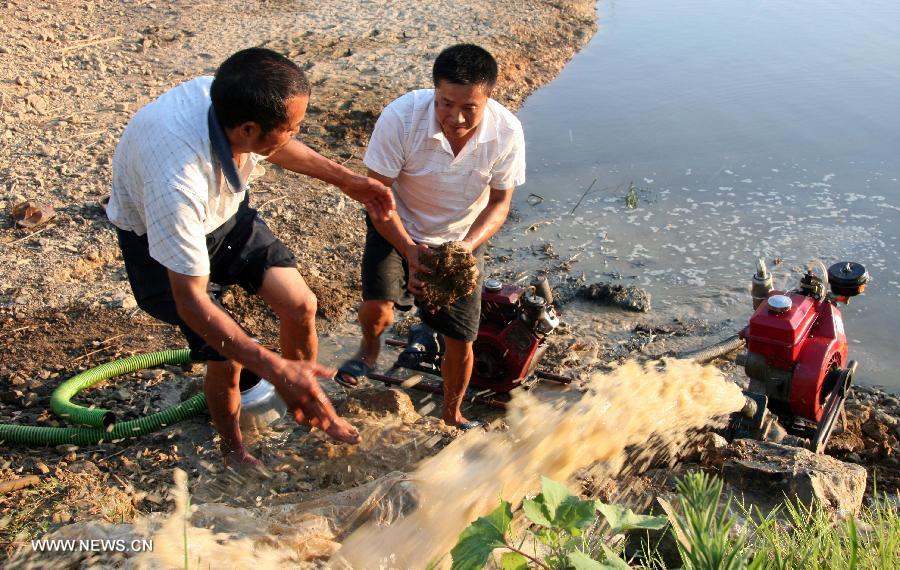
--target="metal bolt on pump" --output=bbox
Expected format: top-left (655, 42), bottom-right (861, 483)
top-left (751, 258), bottom-right (774, 309)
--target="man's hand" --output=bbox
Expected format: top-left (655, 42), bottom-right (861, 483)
top-left (340, 175), bottom-right (396, 222)
top-left (404, 242), bottom-right (431, 295)
top-left (270, 359), bottom-right (360, 444)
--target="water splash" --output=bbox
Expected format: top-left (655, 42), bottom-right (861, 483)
top-left (60, 359), bottom-right (743, 569)
top-left (336, 358), bottom-right (745, 568)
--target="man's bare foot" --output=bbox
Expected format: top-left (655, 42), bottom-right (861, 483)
top-left (442, 414), bottom-right (483, 431)
top-left (223, 448), bottom-right (272, 479)
top-left (442, 412), bottom-right (467, 427)
top-left (324, 417), bottom-right (361, 443)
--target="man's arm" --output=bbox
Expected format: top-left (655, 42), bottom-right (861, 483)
top-left (167, 270), bottom-right (356, 437)
top-left (267, 139), bottom-right (395, 221)
top-left (460, 187), bottom-right (514, 252)
top-left (168, 271), bottom-right (285, 379)
top-left (365, 169), bottom-right (430, 294)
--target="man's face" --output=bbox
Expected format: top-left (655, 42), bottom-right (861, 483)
top-left (253, 95), bottom-right (309, 155)
top-left (434, 81), bottom-right (490, 142)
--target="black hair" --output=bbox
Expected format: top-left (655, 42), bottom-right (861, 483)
top-left (432, 44), bottom-right (498, 92)
top-left (210, 48), bottom-right (310, 135)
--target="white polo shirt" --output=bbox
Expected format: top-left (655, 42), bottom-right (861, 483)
top-left (364, 89), bottom-right (526, 246)
top-left (107, 77), bottom-right (261, 276)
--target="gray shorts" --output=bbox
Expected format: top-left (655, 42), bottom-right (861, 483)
top-left (361, 216), bottom-right (485, 342)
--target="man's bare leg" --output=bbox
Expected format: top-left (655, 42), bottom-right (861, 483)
top-left (258, 266), bottom-right (318, 362)
top-left (258, 266), bottom-right (358, 442)
top-left (441, 337), bottom-right (474, 426)
top-left (336, 299), bottom-right (394, 384)
top-left (204, 359), bottom-right (264, 467)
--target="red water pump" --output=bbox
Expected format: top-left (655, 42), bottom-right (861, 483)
top-left (736, 260), bottom-right (869, 452)
top-left (472, 279), bottom-right (560, 391)
top-left (381, 277), bottom-right (561, 395)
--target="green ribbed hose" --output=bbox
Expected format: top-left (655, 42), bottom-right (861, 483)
top-left (51, 349), bottom-right (194, 428)
top-left (0, 349), bottom-right (209, 446)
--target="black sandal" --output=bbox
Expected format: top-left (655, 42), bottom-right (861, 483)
top-left (334, 359), bottom-right (371, 388)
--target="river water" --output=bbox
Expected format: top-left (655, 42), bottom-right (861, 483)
top-left (499, 0), bottom-right (900, 391)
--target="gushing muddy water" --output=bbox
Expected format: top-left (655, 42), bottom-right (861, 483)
top-left (127, 359), bottom-right (744, 568)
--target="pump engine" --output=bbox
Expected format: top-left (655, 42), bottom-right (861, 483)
top-left (392, 277), bottom-right (560, 393)
top-left (735, 260), bottom-right (869, 452)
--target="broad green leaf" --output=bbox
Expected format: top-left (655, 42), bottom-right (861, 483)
top-left (523, 497), bottom-right (553, 527)
top-left (595, 500), bottom-right (667, 535)
top-left (540, 477), bottom-right (575, 523)
top-left (534, 528), bottom-right (557, 546)
top-left (450, 501), bottom-right (513, 570)
top-left (599, 545), bottom-right (631, 569)
top-left (568, 549), bottom-right (622, 570)
top-left (499, 551), bottom-right (530, 570)
top-left (554, 495), bottom-right (599, 532)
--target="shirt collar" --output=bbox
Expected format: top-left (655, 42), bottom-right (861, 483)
top-left (207, 105), bottom-right (246, 193)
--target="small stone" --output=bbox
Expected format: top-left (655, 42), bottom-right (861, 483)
top-left (35, 462), bottom-right (50, 474)
top-left (350, 387), bottom-right (420, 424)
top-left (25, 94), bottom-right (48, 114)
top-left (579, 282), bottom-right (652, 313)
top-left (873, 410), bottom-right (898, 427)
top-left (68, 460), bottom-right (100, 475)
top-left (724, 439), bottom-right (867, 516)
top-left (0, 390), bottom-right (23, 404)
top-left (140, 369), bottom-right (164, 381)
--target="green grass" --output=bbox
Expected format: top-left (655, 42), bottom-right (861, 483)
top-left (451, 472), bottom-right (900, 569)
top-left (652, 472), bottom-right (899, 570)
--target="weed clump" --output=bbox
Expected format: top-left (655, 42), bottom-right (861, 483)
top-left (417, 241), bottom-right (479, 309)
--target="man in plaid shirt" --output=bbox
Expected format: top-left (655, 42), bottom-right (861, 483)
top-left (108, 48), bottom-right (394, 469)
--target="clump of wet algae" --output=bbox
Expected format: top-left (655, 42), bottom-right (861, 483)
top-left (417, 241), bottom-right (480, 308)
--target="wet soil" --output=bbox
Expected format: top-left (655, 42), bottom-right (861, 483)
top-left (0, 0), bottom-right (598, 560)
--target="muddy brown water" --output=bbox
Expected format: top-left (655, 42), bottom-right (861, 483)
top-left (123, 359), bottom-right (744, 568)
top-left (495, 0), bottom-right (900, 392)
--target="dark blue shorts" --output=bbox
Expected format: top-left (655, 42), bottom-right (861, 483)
top-left (116, 198), bottom-right (296, 361)
top-left (361, 216), bottom-right (485, 342)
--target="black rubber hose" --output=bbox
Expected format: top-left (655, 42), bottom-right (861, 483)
top-left (675, 334), bottom-right (745, 364)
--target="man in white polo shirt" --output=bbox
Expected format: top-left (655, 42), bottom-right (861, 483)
top-left (335, 44), bottom-right (526, 430)
top-left (107, 48), bottom-right (395, 468)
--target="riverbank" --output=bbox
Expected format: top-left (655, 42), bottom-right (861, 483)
top-left (3, 0), bottom-right (898, 566)
top-left (0, 0), bottom-right (597, 562)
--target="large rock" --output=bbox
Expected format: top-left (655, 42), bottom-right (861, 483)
top-left (723, 439), bottom-right (866, 516)
top-left (578, 282), bottom-right (651, 313)
top-left (348, 387), bottom-right (420, 424)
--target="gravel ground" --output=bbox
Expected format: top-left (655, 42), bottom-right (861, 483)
top-left (0, 0), bottom-right (596, 562)
top-left (2, 1), bottom-right (897, 565)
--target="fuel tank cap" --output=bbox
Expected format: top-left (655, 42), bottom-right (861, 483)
top-left (767, 294), bottom-right (792, 314)
top-left (484, 278), bottom-right (503, 293)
